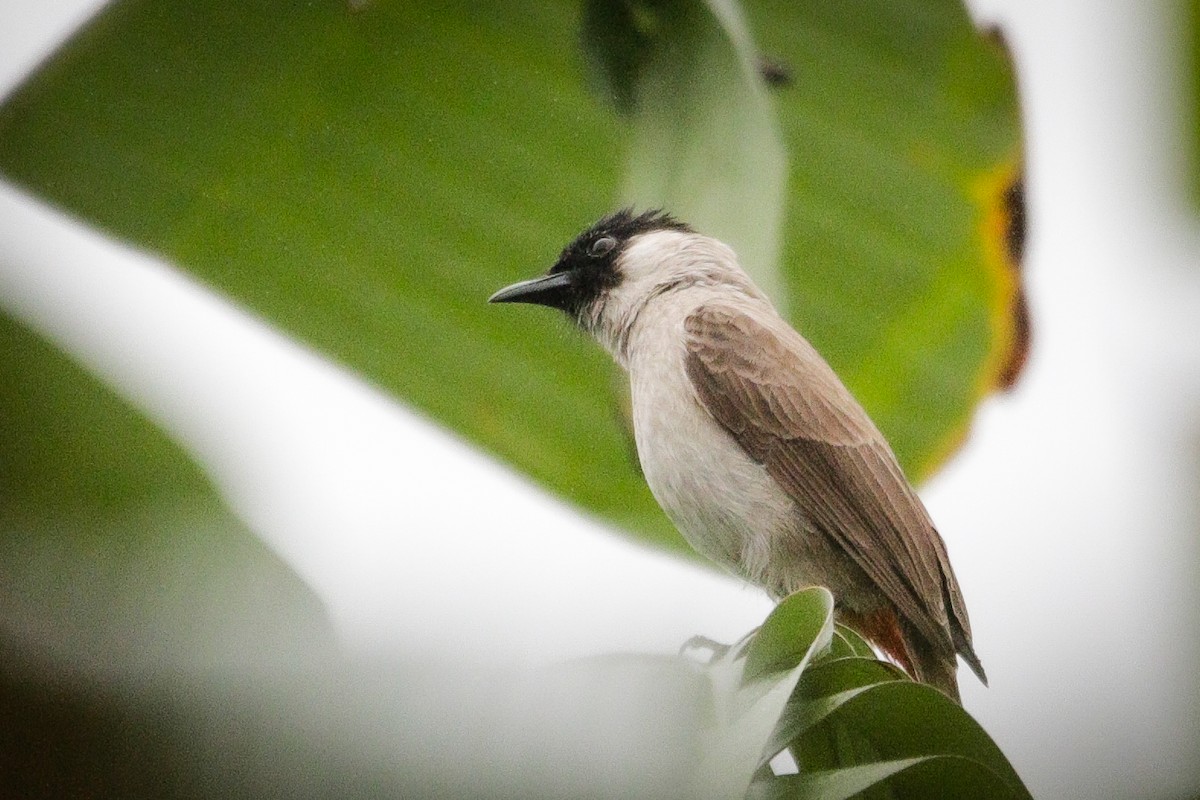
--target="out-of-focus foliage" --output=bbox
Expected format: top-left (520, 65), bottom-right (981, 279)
top-left (0, 314), bottom-right (334, 671)
top-left (1189, 0), bottom-right (1200, 208)
top-left (0, 0), bottom-right (1028, 796)
top-left (741, 1), bottom-right (1024, 476)
top-left (3, 582), bottom-right (1031, 799)
top-left (0, 0), bottom-right (1022, 553)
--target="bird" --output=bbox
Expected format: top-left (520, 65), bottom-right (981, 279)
top-left (489, 208), bottom-right (986, 702)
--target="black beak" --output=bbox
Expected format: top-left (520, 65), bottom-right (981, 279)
top-left (488, 271), bottom-right (574, 307)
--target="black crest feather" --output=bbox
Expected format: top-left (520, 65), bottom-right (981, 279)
top-left (574, 208), bottom-right (693, 246)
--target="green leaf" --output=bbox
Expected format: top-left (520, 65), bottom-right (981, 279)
top-left (798, 657), bottom-right (910, 700)
top-left (825, 629), bottom-right (857, 661)
top-left (618, 0), bottom-right (789, 307)
top-left (765, 658), bottom-right (907, 761)
top-left (749, 756), bottom-right (925, 800)
top-left (580, 0), bottom-right (652, 112)
top-left (695, 588), bottom-right (834, 798)
top-left (0, 313), bottom-right (335, 671)
top-left (1189, 0), bottom-right (1200, 206)
top-left (735, 633), bottom-right (1029, 800)
top-left (742, 0), bottom-right (1024, 478)
top-left (0, 0), bottom-right (1021, 551)
top-left (750, 656), bottom-right (1030, 799)
top-left (743, 587), bottom-right (835, 684)
top-left (791, 680), bottom-right (1032, 800)
top-left (823, 624), bottom-right (878, 661)
top-left (752, 755), bottom-right (1022, 800)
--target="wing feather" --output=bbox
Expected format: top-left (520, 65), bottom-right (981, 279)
top-left (684, 302), bottom-right (979, 670)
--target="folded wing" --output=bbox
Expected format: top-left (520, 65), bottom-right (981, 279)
top-left (683, 302), bottom-right (984, 682)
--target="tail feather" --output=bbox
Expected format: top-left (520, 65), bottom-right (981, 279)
top-left (835, 609), bottom-right (974, 705)
top-left (898, 618), bottom-right (971, 704)
top-left (839, 607), bottom-right (969, 704)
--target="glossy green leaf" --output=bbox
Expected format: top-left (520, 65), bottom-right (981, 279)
top-left (719, 615), bottom-right (1029, 800)
top-left (695, 588), bottom-right (833, 797)
top-left (749, 756), bottom-right (924, 800)
top-left (752, 755), bottom-right (1021, 800)
top-left (743, 586), bottom-right (835, 684)
top-left (798, 658), bottom-right (910, 700)
top-left (791, 680), bottom-right (1032, 800)
top-left (823, 624), bottom-right (879, 661)
top-left (0, 0), bottom-right (1021, 554)
top-left (824, 629), bottom-right (859, 662)
top-left (765, 658), bottom-right (907, 761)
top-left (744, 655), bottom-right (1031, 799)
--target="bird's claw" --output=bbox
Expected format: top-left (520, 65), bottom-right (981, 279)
top-left (679, 634), bottom-right (731, 662)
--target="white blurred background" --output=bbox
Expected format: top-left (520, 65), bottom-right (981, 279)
top-left (2, 1), bottom-right (1199, 797)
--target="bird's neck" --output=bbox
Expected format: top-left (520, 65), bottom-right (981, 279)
top-left (605, 282), bottom-right (755, 369)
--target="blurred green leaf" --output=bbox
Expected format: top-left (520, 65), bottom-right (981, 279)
top-left (0, 0), bottom-right (683, 547)
top-left (617, 0), bottom-right (789, 306)
top-left (742, 0), bottom-right (1023, 478)
top-left (580, 0), bottom-right (652, 112)
top-left (0, 312), bottom-right (335, 670)
top-left (0, 0), bottom-right (1022, 554)
top-left (2, 645), bottom-right (713, 799)
top-left (1189, 0), bottom-right (1200, 206)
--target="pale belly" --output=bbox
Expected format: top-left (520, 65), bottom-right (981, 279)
top-left (628, 341), bottom-right (803, 590)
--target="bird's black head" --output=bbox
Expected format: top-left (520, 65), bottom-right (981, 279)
top-left (488, 208), bottom-right (692, 321)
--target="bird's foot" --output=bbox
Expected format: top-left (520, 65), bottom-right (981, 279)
top-left (679, 635), bottom-right (731, 662)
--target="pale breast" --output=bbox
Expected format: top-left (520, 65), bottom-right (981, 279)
top-left (625, 302), bottom-right (798, 586)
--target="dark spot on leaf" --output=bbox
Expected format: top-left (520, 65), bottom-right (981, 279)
top-left (1003, 175), bottom-right (1025, 264)
top-left (757, 55), bottom-right (793, 88)
top-left (998, 173), bottom-right (1030, 390)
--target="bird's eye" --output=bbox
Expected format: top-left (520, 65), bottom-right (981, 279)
top-left (588, 236), bottom-right (617, 257)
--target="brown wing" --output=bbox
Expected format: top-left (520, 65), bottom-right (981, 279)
top-left (684, 303), bottom-right (982, 677)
